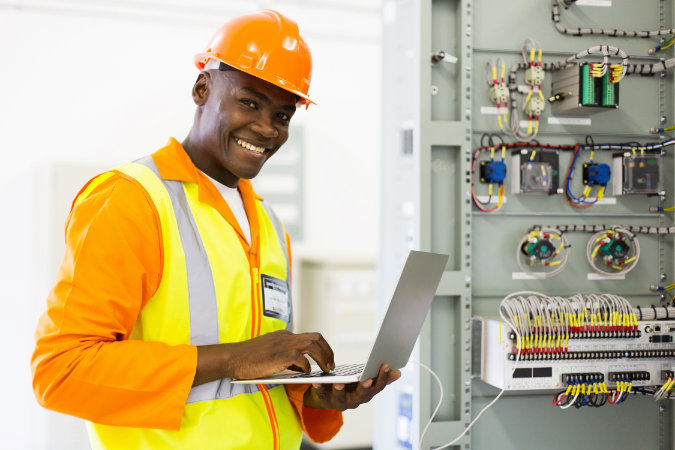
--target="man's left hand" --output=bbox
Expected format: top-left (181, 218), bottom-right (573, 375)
top-left (302, 364), bottom-right (401, 411)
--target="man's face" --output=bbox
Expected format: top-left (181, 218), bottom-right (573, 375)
top-left (195, 70), bottom-right (297, 180)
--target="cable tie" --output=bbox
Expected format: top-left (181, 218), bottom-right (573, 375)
top-left (665, 306), bottom-right (670, 320)
top-left (637, 306), bottom-right (642, 321)
top-left (651, 305), bottom-right (658, 320)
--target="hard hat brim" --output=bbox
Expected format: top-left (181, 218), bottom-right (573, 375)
top-left (194, 53), bottom-right (316, 107)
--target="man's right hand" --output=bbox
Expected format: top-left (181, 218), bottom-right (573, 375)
top-left (192, 330), bottom-right (335, 387)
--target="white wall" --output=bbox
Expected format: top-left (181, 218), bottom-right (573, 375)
top-left (0, 1), bottom-right (382, 448)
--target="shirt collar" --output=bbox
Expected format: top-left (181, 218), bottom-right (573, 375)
top-left (150, 137), bottom-right (264, 255)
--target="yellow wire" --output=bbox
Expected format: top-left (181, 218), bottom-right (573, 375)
top-left (538, 49), bottom-right (543, 64)
top-left (528, 119), bottom-right (533, 134)
top-left (535, 118), bottom-right (540, 134)
top-left (501, 145), bottom-right (506, 159)
top-left (497, 116), bottom-right (503, 130)
top-left (530, 150), bottom-right (536, 160)
top-left (501, 63), bottom-right (505, 80)
top-left (491, 147), bottom-right (495, 159)
top-left (492, 66), bottom-right (497, 82)
top-left (530, 48), bottom-right (535, 64)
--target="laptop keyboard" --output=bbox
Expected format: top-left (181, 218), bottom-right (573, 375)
top-left (289, 363), bottom-right (365, 378)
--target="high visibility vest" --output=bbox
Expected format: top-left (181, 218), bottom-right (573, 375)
top-left (82, 156), bottom-right (302, 450)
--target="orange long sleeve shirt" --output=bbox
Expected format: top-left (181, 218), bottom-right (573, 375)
top-left (31, 143), bottom-right (342, 443)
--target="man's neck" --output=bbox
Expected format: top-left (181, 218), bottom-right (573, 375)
top-left (182, 134), bottom-right (240, 188)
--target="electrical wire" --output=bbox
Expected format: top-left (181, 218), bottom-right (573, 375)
top-left (416, 291), bottom-right (547, 450)
top-left (586, 227), bottom-right (640, 277)
top-left (516, 228), bottom-right (570, 279)
top-left (553, 1), bottom-right (675, 39)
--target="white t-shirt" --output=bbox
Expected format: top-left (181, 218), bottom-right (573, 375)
top-left (204, 173), bottom-right (251, 244)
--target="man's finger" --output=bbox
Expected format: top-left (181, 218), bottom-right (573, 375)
top-left (313, 383), bottom-right (331, 406)
top-left (351, 378), bottom-right (373, 404)
top-left (300, 338), bottom-right (332, 373)
top-left (365, 364), bottom-right (390, 400)
top-left (387, 369), bottom-right (402, 385)
top-left (288, 349), bottom-right (311, 373)
top-left (332, 383), bottom-right (346, 409)
top-left (312, 333), bottom-right (335, 370)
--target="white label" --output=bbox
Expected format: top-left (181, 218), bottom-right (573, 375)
top-left (476, 195), bottom-right (507, 204)
top-left (481, 106), bottom-right (503, 115)
top-left (587, 197), bottom-right (617, 205)
top-left (512, 272), bottom-right (540, 280)
top-left (548, 117), bottom-right (592, 126)
top-left (519, 120), bottom-right (531, 128)
top-left (587, 273), bottom-right (625, 280)
top-left (261, 274), bottom-right (291, 322)
top-left (517, 85), bottom-right (533, 94)
top-left (576, 0), bottom-right (611, 6)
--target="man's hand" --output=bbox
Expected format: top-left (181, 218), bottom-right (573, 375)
top-left (192, 330), bottom-right (335, 386)
top-left (302, 364), bottom-right (401, 411)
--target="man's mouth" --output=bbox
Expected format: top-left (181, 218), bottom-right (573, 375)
top-left (234, 136), bottom-right (267, 154)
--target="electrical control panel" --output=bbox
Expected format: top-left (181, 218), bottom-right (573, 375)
top-left (613, 153), bottom-right (665, 196)
top-left (380, 0), bottom-right (675, 448)
top-left (475, 317), bottom-right (675, 391)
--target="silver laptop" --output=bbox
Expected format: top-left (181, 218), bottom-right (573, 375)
top-left (232, 250), bottom-right (448, 385)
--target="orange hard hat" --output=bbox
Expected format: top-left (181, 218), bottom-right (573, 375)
top-left (194, 10), bottom-right (315, 107)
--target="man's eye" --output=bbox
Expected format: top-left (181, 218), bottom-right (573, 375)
top-left (278, 113), bottom-right (289, 121)
top-left (242, 100), bottom-right (256, 108)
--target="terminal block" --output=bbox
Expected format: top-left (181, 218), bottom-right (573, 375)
top-left (525, 66), bottom-right (545, 86)
top-left (608, 372), bottom-right (650, 382)
top-left (662, 370), bottom-right (674, 381)
top-left (549, 63), bottom-right (619, 114)
top-left (612, 153), bottom-right (664, 196)
top-left (489, 83), bottom-right (509, 104)
top-left (525, 95), bottom-right (545, 116)
top-left (562, 373), bottom-right (604, 384)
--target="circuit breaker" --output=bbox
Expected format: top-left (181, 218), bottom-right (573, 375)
top-left (612, 153), bottom-right (665, 196)
top-left (511, 150), bottom-right (559, 195)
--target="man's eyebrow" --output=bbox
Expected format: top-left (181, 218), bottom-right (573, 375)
top-left (240, 87), bottom-right (271, 104)
top-left (241, 87), bottom-right (296, 112)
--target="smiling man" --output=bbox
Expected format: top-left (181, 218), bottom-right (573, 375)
top-left (31, 9), bottom-right (400, 450)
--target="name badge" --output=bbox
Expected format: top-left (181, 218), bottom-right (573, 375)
top-left (261, 274), bottom-right (291, 323)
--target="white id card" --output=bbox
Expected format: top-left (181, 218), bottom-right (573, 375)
top-left (261, 274), bottom-right (291, 323)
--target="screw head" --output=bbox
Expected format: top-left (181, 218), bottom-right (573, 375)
top-left (660, 405), bottom-right (666, 412)
top-left (661, 116), bottom-right (667, 124)
top-left (431, 85), bottom-right (439, 95)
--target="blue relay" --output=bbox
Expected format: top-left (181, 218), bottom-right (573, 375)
top-left (585, 163), bottom-right (611, 185)
top-left (480, 160), bottom-right (507, 184)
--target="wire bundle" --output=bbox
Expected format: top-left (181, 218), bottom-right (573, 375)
top-left (553, 378), bottom-right (611, 409)
top-left (586, 227), bottom-right (640, 277)
top-left (655, 377), bottom-right (675, 401)
top-left (516, 228), bottom-right (570, 279)
top-left (552, 0), bottom-right (675, 38)
top-left (499, 293), bottom-right (643, 357)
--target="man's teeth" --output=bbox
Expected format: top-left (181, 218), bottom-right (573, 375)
top-left (236, 138), bottom-right (265, 153)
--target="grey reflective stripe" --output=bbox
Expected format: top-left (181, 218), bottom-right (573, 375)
top-left (135, 156), bottom-right (219, 347)
top-left (133, 156), bottom-right (280, 403)
top-left (260, 200), bottom-right (293, 332)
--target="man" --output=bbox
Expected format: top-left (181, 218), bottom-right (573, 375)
top-left (31, 10), bottom-right (400, 450)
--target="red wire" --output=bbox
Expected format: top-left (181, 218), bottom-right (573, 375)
top-left (552, 393), bottom-right (566, 406)
top-left (471, 142), bottom-right (579, 213)
top-left (564, 146), bottom-right (594, 209)
top-left (607, 390), bottom-right (619, 404)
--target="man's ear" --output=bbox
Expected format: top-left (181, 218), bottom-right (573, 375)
top-left (192, 72), bottom-right (210, 106)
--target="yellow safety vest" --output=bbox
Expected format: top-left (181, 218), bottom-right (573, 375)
top-left (83, 156), bottom-right (302, 450)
